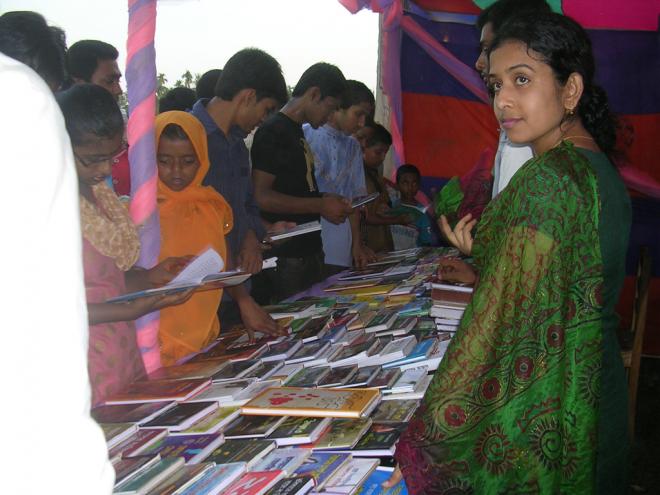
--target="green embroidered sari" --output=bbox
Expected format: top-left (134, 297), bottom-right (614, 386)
top-left (396, 142), bottom-right (628, 494)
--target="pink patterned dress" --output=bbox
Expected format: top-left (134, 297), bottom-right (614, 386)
top-left (82, 238), bottom-right (146, 405)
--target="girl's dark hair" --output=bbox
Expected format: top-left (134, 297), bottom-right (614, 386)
top-left (490, 12), bottom-right (618, 155)
top-left (56, 84), bottom-right (124, 145)
top-left (161, 123), bottom-right (190, 141)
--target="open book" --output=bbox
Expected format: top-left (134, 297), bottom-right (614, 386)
top-left (107, 248), bottom-right (250, 303)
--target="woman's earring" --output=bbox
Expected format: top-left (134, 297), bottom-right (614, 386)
top-left (566, 107), bottom-right (575, 117)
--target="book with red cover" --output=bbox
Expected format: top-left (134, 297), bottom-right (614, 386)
top-left (430, 288), bottom-right (472, 306)
top-left (224, 470), bottom-right (284, 495)
top-left (103, 378), bottom-right (211, 405)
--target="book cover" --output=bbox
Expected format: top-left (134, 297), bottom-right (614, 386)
top-left (263, 476), bottom-right (314, 495)
top-left (114, 457), bottom-right (184, 495)
top-left (284, 366), bottom-right (331, 388)
top-left (266, 220), bottom-right (321, 242)
top-left (313, 418), bottom-right (372, 450)
top-left (177, 462), bottom-right (247, 495)
top-left (285, 341), bottom-right (331, 364)
top-left (293, 453), bottom-right (352, 489)
top-left (212, 359), bottom-right (263, 382)
top-left (223, 415), bottom-right (287, 439)
top-left (108, 428), bottom-right (168, 460)
top-left (370, 400), bottom-right (420, 424)
top-left (385, 366), bottom-right (428, 394)
top-left (224, 471), bottom-right (285, 495)
top-left (301, 344), bottom-right (343, 368)
top-left (323, 458), bottom-right (379, 495)
top-left (382, 375), bottom-right (433, 401)
top-left (363, 311), bottom-right (398, 333)
top-left (324, 279), bottom-right (382, 292)
top-left (267, 416), bottom-right (332, 446)
top-left (205, 439), bottom-right (276, 468)
top-left (261, 340), bottom-right (303, 362)
top-left (252, 447), bottom-right (311, 475)
top-left (356, 467), bottom-right (408, 495)
top-left (92, 401), bottom-right (175, 425)
top-left (368, 368), bottom-right (402, 390)
top-left (136, 433), bottom-right (225, 464)
top-left (175, 406), bottom-right (241, 435)
top-left (148, 360), bottom-right (228, 381)
top-left (99, 422), bottom-right (138, 449)
top-left (382, 339), bottom-right (435, 368)
top-left (140, 401), bottom-right (218, 431)
top-left (241, 387), bottom-right (380, 419)
top-left (336, 366), bottom-right (381, 388)
top-left (329, 339), bottom-right (380, 367)
top-left (103, 378), bottom-right (211, 405)
top-left (330, 423), bottom-right (406, 456)
top-left (146, 462), bottom-right (213, 495)
top-left (243, 361), bottom-right (285, 381)
top-left (339, 284), bottom-right (397, 297)
top-left (317, 366), bottom-right (358, 388)
top-left (185, 379), bottom-right (257, 402)
top-left (112, 454), bottom-right (161, 487)
top-left (358, 337), bottom-right (416, 367)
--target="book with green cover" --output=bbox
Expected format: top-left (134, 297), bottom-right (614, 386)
top-left (313, 418), bottom-right (372, 450)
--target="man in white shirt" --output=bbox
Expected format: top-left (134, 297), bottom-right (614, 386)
top-left (0, 53), bottom-right (114, 494)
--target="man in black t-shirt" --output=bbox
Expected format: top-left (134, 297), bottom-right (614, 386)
top-left (252, 63), bottom-right (352, 301)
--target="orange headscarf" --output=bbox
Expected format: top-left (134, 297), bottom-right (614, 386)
top-left (155, 111), bottom-right (234, 365)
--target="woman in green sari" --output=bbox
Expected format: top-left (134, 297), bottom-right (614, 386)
top-left (389, 12), bottom-right (631, 494)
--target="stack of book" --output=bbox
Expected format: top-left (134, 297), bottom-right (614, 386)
top-left (94, 248), bottom-right (465, 494)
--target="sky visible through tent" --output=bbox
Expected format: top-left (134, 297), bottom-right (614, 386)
top-left (0, 0), bottom-right (379, 91)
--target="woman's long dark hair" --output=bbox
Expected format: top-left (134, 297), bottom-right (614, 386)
top-left (489, 12), bottom-right (618, 156)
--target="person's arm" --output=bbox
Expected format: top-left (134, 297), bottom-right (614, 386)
top-left (87, 289), bottom-right (194, 325)
top-left (224, 244), bottom-right (286, 337)
top-left (238, 175), bottom-right (267, 274)
top-left (349, 209), bottom-right (376, 268)
top-left (252, 169), bottom-right (351, 224)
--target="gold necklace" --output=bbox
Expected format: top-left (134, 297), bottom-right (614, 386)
top-left (553, 134), bottom-right (595, 149)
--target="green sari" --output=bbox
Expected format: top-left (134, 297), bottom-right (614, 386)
top-left (396, 142), bottom-right (628, 494)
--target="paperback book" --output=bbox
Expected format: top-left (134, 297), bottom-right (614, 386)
top-left (241, 387), bottom-right (381, 419)
top-left (267, 416), bottom-right (332, 446)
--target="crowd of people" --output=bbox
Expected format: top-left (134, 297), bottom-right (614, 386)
top-left (1, 0), bottom-right (631, 492)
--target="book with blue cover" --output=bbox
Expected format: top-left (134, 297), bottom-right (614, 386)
top-left (177, 462), bottom-right (247, 495)
top-left (382, 339), bottom-right (435, 368)
top-left (293, 452), bottom-right (352, 489)
top-left (136, 433), bottom-right (225, 464)
top-left (356, 467), bottom-right (408, 495)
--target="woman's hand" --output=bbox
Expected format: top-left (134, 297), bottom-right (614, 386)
top-left (130, 288), bottom-right (195, 317)
top-left (381, 466), bottom-right (403, 490)
top-left (439, 213), bottom-right (476, 255)
top-left (146, 256), bottom-right (193, 287)
top-left (438, 257), bottom-right (477, 285)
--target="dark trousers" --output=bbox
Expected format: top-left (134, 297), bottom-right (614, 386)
top-left (253, 251), bottom-right (325, 304)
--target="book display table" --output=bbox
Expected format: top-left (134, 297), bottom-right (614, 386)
top-left (98, 247), bottom-right (469, 494)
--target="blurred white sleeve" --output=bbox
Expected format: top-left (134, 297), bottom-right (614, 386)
top-left (0, 54), bottom-right (114, 494)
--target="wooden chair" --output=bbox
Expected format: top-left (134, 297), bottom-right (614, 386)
top-left (620, 246), bottom-right (652, 437)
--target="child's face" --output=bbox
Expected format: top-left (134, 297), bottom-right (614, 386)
top-left (398, 172), bottom-right (419, 202)
top-left (363, 142), bottom-right (390, 168)
top-left (354, 126), bottom-right (374, 151)
top-left (73, 133), bottom-right (124, 189)
top-left (157, 137), bottom-right (201, 191)
top-left (334, 102), bottom-right (373, 136)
